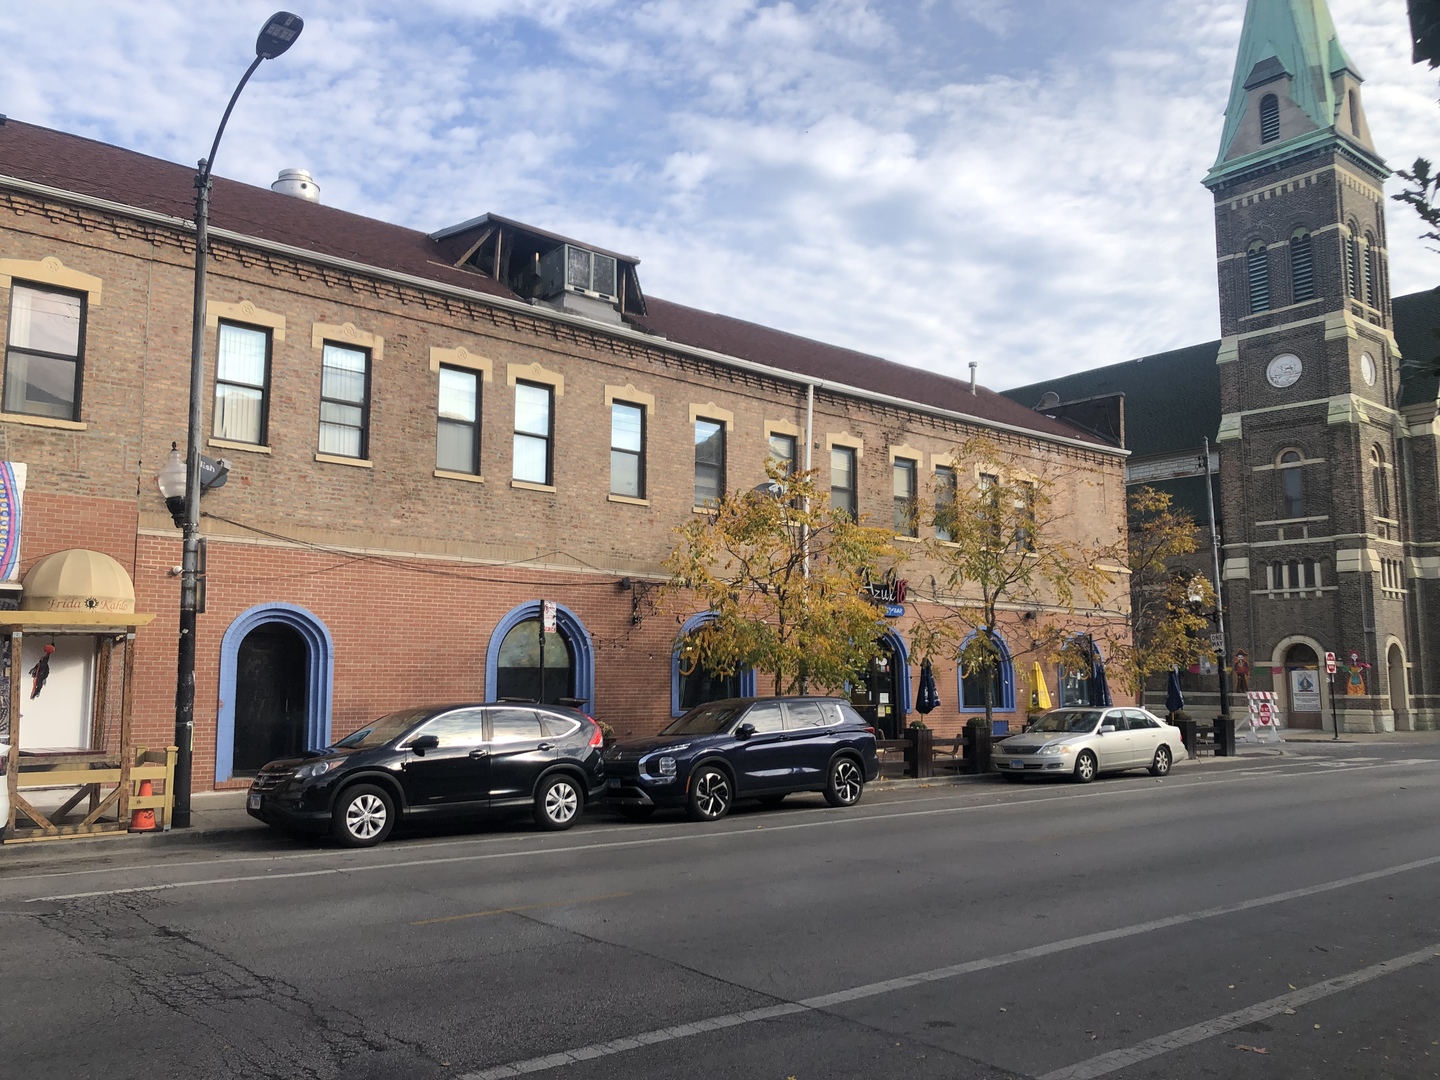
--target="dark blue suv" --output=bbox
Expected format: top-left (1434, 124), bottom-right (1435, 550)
top-left (603, 697), bottom-right (879, 822)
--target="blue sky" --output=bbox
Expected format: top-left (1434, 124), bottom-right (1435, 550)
top-left (1, 0), bottom-right (1434, 388)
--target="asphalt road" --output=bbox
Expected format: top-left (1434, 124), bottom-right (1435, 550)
top-left (3, 741), bottom-right (1439, 1079)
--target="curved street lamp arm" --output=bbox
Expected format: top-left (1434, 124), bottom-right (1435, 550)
top-left (200, 54), bottom-right (265, 185)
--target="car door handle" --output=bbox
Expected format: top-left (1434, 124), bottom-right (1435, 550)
top-left (468, 748), bottom-right (489, 758)
top-left (537, 742), bottom-right (554, 751)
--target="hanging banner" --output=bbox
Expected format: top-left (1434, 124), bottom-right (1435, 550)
top-left (0, 462), bottom-right (26, 583)
top-left (541, 600), bottom-right (557, 634)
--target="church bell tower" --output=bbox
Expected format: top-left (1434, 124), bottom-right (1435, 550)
top-left (1203, 0), bottom-right (1414, 730)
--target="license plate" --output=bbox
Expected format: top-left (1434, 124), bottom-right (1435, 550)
top-left (607, 778), bottom-right (621, 789)
top-left (1010, 760), bottom-right (1024, 769)
top-left (247, 793), bottom-right (261, 810)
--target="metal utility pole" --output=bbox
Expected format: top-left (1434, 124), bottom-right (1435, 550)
top-left (1203, 438), bottom-right (1231, 719)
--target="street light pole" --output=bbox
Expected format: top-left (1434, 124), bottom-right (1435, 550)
top-left (1202, 437), bottom-right (1231, 721)
top-left (172, 12), bottom-right (303, 828)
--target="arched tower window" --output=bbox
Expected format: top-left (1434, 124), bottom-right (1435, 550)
top-left (1344, 227), bottom-right (1361, 298)
top-left (1289, 228), bottom-right (1314, 302)
top-left (1247, 241), bottom-right (1270, 314)
top-left (1364, 234), bottom-right (1379, 308)
top-left (1259, 94), bottom-right (1280, 143)
top-left (1278, 448), bottom-right (1304, 518)
top-left (1371, 445), bottom-right (1392, 519)
top-left (1348, 90), bottom-right (1360, 135)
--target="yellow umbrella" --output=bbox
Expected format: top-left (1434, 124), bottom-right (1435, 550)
top-left (1031, 662), bottom-right (1053, 710)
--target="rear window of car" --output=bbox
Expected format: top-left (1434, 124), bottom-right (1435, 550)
top-left (491, 707), bottom-right (544, 744)
top-left (785, 701), bottom-right (830, 728)
top-left (539, 712), bottom-right (582, 738)
top-left (836, 702), bottom-right (868, 727)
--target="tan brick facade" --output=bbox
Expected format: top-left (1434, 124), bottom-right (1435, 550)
top-left (0, 129), bottom-right (1128, 788)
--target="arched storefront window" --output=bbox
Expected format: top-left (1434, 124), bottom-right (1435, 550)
top-left (496, 619), bottom-right (574, 704)
top-left (486, 602), bottom-right (595, 712)
top-left (672, 613), bottom-right (756, 716)
top-left (959, 631), bottom-right (1015, 712)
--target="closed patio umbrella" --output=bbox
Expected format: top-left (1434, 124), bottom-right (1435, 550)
top-left (1165, 669), bottom-right (1185, 719)
top-left (915, 658), bottom-right (940, 714)
top-left (1091, 647), bottom-right (1113, 707)
top-left (1030, 662), bottom-right (1052, 710)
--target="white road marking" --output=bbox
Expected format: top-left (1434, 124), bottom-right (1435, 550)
top-left (452, 854), bottom-right (1440, 1080)
top-left (1038, 942), bottom-right (1440, 1079)
top-left (16, 758), bottom-right (1435, 901)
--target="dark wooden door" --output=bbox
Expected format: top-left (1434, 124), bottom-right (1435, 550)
top-left (233, 624), bottom-right (308, 774)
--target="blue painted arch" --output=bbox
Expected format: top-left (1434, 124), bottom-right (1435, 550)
top-left (216, 602), bottom-right (335, 783)
top-left (880, 629), bottom-right (913, 715)
top-left (485, 601), bottom-right (595, 713)
top-left (671, 612), bottom-right (757, 717)
top-left (958, 630), bottom-right (1016, 712)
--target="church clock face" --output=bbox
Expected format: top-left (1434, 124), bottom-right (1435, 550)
top-left (1266, 353), bottom-right (1303, 389)
top-left (1360, 352), bottom-right (1377, 386)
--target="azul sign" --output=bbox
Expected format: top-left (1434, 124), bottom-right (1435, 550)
top-left (863, 570), bottom-right (908, 606)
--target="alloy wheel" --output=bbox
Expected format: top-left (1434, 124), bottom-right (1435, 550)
top-left (694, 770), bottom-right (730, 818)
top-left (545, 780), bottom-right (579, 824)
top-left (832, 759), bottom-right (862, 805)
top-left (346, 793), bottom-right (387, 840)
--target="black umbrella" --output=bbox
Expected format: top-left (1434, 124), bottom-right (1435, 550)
top-left (1165, 670), bottom-right (1185, 717)
top-left (915, 658), bottom-right (941, 715)
top-left (1090, 648), bottom-right (1113, 707)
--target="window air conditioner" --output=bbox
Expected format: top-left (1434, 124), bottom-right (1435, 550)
top-left (539, 245), bottom-right (619, 302)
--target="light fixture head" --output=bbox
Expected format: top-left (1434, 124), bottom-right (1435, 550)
top-left (256, 12), bottom-right (303, 59)
top-left (156, 443), bottom-right (187, 528)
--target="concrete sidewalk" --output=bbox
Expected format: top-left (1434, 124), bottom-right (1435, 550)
top-left (1281, 729), bottom-right (1440, 744)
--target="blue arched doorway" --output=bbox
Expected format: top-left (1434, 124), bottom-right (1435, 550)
top-left (217, 603), bottom-right (334, 782)
top-left (485, 602), bottom-right (595, 712)
top-left (850, 629), bottom-right (912, 739)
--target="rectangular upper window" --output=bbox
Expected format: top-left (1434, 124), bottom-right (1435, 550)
top-left (893, 458), bottom-right (918, 536)
top-left (319, 342), bottom-right (370, 458)
top-left (694, 418), bottom-right (726, 505)
top-left (768, 433), bottom-right (797, 476)
top-left (513, 381), bottom-right (553, 484)
top-left (437, 365), bottom-right (480, 474)
top-left (4, 282), bottom-right (85, 421)
top-left (610, 400), bottom-right (645, 498)
top-left (831, 447), bottom-right (856, 518)
top-left (214, 321), bottom-right (270, 445)
top-left (934, 465), bottom-right (957, 541)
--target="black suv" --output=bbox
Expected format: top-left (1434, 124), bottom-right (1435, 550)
top-left (603, 697), bottom-right (879, 822)
top-left (247, 703), bottom-right (606, 846)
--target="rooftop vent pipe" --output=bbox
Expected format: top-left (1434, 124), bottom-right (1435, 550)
top-left (271, 168), bottom-right (320, 203)
top-left (968, 361), bottom-right (978, 395)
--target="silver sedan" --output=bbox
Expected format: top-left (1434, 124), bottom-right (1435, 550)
top-left (994, 707), bottom-right (1188, 783)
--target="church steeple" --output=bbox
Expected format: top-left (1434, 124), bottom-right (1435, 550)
top-left (1207, 0), bottom-right (1380, 185)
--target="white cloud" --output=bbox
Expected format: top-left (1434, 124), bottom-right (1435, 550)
top-left (0, 0), bottom-right (1434, 390)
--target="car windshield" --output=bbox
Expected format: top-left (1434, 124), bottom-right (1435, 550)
top-left (1028, 710), bottom-right (1103, 734)
top-left (663, 701), bottom-right (748, 736)
top-left (332, 709), bottom-right (435, 749)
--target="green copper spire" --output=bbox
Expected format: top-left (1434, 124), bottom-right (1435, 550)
top-left (1210, 0), bottom-right (1372, 173)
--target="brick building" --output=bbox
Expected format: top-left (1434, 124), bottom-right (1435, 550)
top-left (1008, 0), bottom-right (1439, 731)
top-left (0, 119), bottom-right (1127, 789)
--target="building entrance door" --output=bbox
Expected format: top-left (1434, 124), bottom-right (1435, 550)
top-left (851, 641), bottom-right (905, 739)
top-left (232, 623), bottom-right (309, 775)
top-left (1283, 642), bottom-right (1323, 730)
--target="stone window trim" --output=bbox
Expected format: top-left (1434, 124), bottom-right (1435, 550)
top-left (507, 361), bottom-right (564, 396)
top-left (207, 300), bottom-right (285, 339)
top-left (606, 383), bottom-right (655, 414)
top-left (766, 418), bottom-right (801, 439)
top-left (209, 437), bottom-right (270, 455)
top-left (931, 451), bottom-right (957, 470)
top-left (0, 411), bottom-right (87, 432)
top-left (825, 431), bottom-right (863, 458)
top-left (887, 442), bottom-right (924, 465)
top-left (434, 468), bottom-right (484, 485)
top-left (688, 402), bottom-right (733, 430)
top-left (1252, 454), bottom-right (1324, 472)
top-left (315, 452), bottom-right (374, 469)
top-left (311, 321), bottom-right (383, 362)
top-left (0, 256), bottom-right (102, 307)
top-left (430, 346), bottom-right (493, 380)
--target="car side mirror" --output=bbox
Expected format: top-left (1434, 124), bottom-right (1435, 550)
top-left (410, 734), bottom-right (440, 754)
top-left (735, 723), bottom-right (757, 740)
top-left (1099, 725), bottom-right (1115, 734)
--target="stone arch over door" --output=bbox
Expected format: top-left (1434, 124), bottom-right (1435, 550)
top-left (217, 602), bottom-right (335, 783)
top-left (1271, 635), bottom-right (1326, 730)
top-left (485, 601), bottom-right (595, 712)
top-left (1386, 638), bottom-right (1408, 730)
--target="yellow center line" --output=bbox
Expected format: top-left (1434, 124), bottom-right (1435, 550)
top-left (409, 890), bottom-right (633, 926)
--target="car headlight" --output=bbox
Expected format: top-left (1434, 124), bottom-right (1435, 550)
top-left (294, 760), bottom-right (341, 781)
top-left (1037, 743), bottom-right (1074, 755)
top-left (657, 756), bottom-right (678, 776)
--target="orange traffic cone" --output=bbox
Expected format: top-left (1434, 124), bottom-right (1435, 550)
top-left (129, 779), bottom-right (157, 832)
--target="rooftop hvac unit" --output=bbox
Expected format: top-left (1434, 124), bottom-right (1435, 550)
top-left (539, 244), bottom-right (619, 302)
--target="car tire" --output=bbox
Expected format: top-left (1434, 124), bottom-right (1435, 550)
top-left (823, 756), bottom-right (865, 808)
top-left (332, 784), bottom-right (395, 847)
top-left (758, 794), bottom-right (787, 809)
top-left (1149, 745), bottom-right (1172, 777)
top-left (1073, 751), bottom-right (1098, 784)
top-left (534, 773), bottom-right (584, 831)
top-left (686, 764), bottom-right (733, 822)
top-left (616, 804), bottom-right (656, 822)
